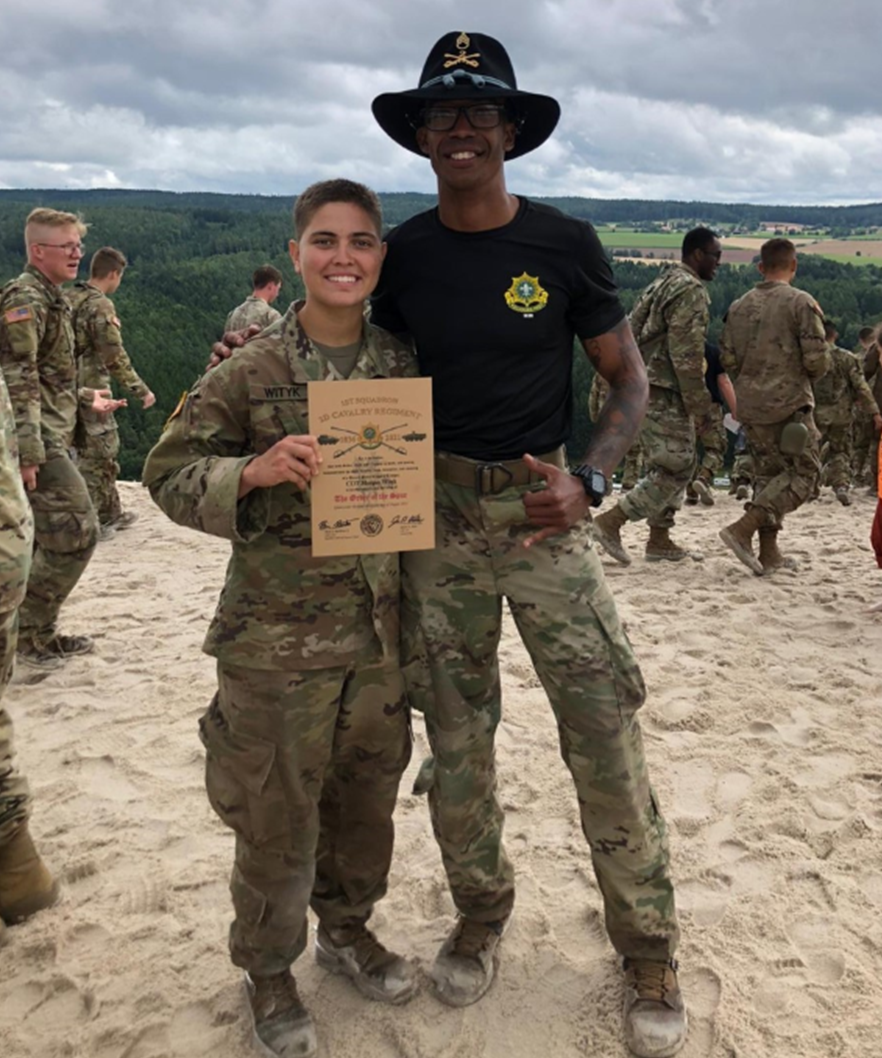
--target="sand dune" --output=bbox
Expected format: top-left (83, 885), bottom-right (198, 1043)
top-left (1, 480), bottom-right (880, 1058)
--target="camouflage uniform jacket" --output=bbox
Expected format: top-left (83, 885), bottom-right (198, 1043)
top-left (812, 345), bottom-right (880, 428)
top-left (0, 365), bottom-right (33, 613)
top-left (225, 296), bottom-right (282, 334)
top-left (864, 343), bottom-right (882, 410)
top-left (627, 261), bottom-right (712, 419)
top-left (720, 280), bottom-right (829, 425)
top-left (68, 282), bottom-right (150, 399)
top-left (0, 265), bottom-right (78, 465)
top-left (143, 303), bottom-right (417, 672)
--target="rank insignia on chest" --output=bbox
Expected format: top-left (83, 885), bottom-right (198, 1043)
top-left (504, 273), bottom-right (549, 315)
top-left (4, 305), bottom-right (33, 324)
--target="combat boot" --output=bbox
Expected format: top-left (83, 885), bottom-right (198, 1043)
top-left (0, 825), bottom-right (60, 924)
top-left (592, 505), bottom-right (632, 566)
top-left (735, 484), bottom-right (750, 500)
top-left (834, 486), bottom-right (852, 507)
top-left (758, 528), bottom-right (798, 573)
top-left (684, 483), bottom-right (698, 506)
top-left (430, 914), bottom-right (511, 1007)
top-left (645, 527), bottom-right (692, 563)
top-left (719, 507), bottom-right (766, 575)
top-left (244, 970), bottom-right (317, 1058)
top-left (105, 511), bottom-right (139, 531)
top-left (623, 958), bottom-right (687, 1058)
top-left (692, 473), bottom-right (715, 507)
top-left (315, 922), bottom-right (417, 1004)
top-left (17, 633), bottom-right (94, 667)
top-left (412, 755), bottom-right (436, 796)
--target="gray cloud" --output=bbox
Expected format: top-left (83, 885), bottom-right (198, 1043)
top-left (0, 0), bottom-right (879, 204)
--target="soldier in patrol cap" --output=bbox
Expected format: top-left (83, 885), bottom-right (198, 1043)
top-left (371, 31), bottom-right (686, 1058)
top-left (68, 246), bottom-right (156, 536)
top-left (144, 180), bottom-right (418, 1058)
top-left (0, 209), bottom-right (122, 667)
top-left (592, 227), bottom-right (720, 565)
top-left (719, 237), bottom-right (830, 575)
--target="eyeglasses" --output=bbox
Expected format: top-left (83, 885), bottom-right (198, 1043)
top-left (420, 104), bottom-right (508, 132)
top-left (36, 242), bottom-right (84, 256)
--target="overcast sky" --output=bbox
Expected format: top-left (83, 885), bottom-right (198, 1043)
top-left (2, 0), bottom-right (880, 206)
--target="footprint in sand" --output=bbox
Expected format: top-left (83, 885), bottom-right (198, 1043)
top-left (675, 872), bottom-right (732, 927)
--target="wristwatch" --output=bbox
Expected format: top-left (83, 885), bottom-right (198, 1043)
top-left (570, 464), bottom-right (607, 507)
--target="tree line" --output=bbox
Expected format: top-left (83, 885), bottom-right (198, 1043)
top-left (2, 190), bottom-right (881, 478)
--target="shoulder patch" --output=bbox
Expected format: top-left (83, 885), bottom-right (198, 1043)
top-left (165, 390), bottom-right (188, 429)
top-left (4, 305), bottom-right (33, 324)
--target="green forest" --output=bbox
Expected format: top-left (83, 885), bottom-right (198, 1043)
top-left (2, 189), bottom-right (881, 478)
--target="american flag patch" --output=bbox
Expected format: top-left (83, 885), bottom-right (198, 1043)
top-left (4, 305), bottom-right (33, 324)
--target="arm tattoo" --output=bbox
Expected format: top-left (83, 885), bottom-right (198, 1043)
top-left (582, 318), bottom-right (649, 476)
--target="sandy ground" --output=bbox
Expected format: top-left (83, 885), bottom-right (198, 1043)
top-left (1, 480), bottom-right (881, 1058)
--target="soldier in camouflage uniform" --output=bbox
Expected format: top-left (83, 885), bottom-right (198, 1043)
top-left (685, 341), bottom-right (736, 508)
top-left (851, 328), bottom-right (877, 487)
top-left (68, 247), bottom-right (156, 534)
top-left (225, 264), bottom-right (284, 333)
top-left (813, 321), bottom-right (881, 505)
top-left (593, 227), bottom-right (720, 564)
top-left (720, 238), bottom-right (830, 575)
top-left (0, 209), bottom-right (104, 666)
top-left (0, 364), bottom-right (60, 940)
top-left (862, 331), bottom-right (882, 493)
top-left (144, 181), bottom-right (418, 1058)
top-left (372, 33), bottom-right (685, 1058)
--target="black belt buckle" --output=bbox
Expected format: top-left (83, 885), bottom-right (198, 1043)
top-left (475, 461), bottom-right (514, 495)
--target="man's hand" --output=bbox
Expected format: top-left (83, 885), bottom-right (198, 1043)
top-left (208, 325), bottom-right (262, 370)
top-left (521, 453), bottom-right (591, 549)
top-left (92, 389), bottom-right (128, 414)
top-left (873, 413), bottom-right (882, 434)
top-left (238, 435), bottom-right (322, 498)
top-left (142, 391), bottom-right (157, 409)
top-left (21, 465), bottom-right (39, 491)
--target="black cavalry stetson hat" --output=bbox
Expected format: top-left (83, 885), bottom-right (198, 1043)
top-left (372, 31), bottom-right (561, 161)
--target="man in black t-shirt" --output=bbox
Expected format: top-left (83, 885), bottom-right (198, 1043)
top-left (372, 32), bottom-right (686, 1058)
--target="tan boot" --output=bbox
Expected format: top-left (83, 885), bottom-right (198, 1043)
top-left (0, 826), bottom-right (60, 924)
top-left (245, 970), bottom-right (317, 1058)
top-left (645, 527), bottom-right (691, 562)
top-left (593, 505), bottom-right (632, 566)
top-left (623, 958), bottom-right (688, 1058)
top-left (758, 528), bottom-right (798, 573)
top-left (692, 473), bottom-right (715, 507)
top-left (719, 507), bottom-right (766, 575)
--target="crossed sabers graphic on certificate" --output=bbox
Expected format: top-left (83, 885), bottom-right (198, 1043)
top-left (323, 423), bottom-right (409, 459)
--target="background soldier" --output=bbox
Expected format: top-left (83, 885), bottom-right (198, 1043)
top-left (720, 238), bottom-right (830, 575)
top-left (68, 247), bottom-right (155, 536)
top-left (862, 327), bottom-right (882, 494)
top-left (814, 320), bottom-right (881, 505)
top-left (593, 226), bottom-right (720, 563)
top-left (0, 209), bottom-right (116, 666)
top-left (852, 326), bottom-right (878, 487)
top-left (0, 363), bottom-right (59, 941)
top-left (224, 264), bottom-right (283, 332)
top-left (685, 341), bottom-right (737, 508)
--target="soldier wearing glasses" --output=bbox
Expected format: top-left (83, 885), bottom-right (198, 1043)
top-left (371, 32), bottom-right (686, 1058)
top-left (0, 208), bottom-right (114, 667)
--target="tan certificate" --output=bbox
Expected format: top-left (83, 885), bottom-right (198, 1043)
top-left (308, 377), bottom-right (434, 556)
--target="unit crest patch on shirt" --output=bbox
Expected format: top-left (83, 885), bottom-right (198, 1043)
top-left (504, 273), bottom-right (549, 315)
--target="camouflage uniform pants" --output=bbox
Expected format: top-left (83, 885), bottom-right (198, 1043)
top-left (818, 421), bottom-right (853, 490)
top-left (401, 479), bottom-right (680, 960)
top-left (620, 440), bottom-right (644, 490)
top-left (202, 660), bottom-right (411, 976)
top-left (0, 607), bottom-right (30, 845)
top-left (76, 423), bottom-right (123, 525)
top-left (852, 414), bottom-right (876, 486)
top-left (618, 385), bottom-right (697, 530)
top-left (696, 403), bottom-right (726, 481)
top-left (744, 411), bottom-right (821, 529)
top-left (19, 449), bottom-right (98, 643)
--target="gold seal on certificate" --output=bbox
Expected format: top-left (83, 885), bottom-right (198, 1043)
top-left (308, 377), bottom-right (435, 556)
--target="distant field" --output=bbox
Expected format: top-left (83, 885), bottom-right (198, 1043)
top-left (597, 228), bottom-right (882, 265)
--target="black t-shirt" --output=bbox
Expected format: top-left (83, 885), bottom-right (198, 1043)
top-left (371, 198), bottom-right (625, 461)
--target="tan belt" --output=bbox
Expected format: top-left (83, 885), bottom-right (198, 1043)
top-left (435, 446), bottom-right (567, 495)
